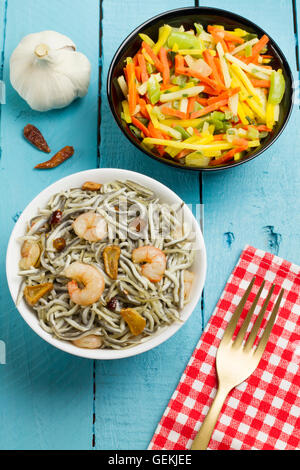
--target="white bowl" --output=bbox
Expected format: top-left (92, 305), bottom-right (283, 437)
top-left (6, 169), bottom-right (206, 360)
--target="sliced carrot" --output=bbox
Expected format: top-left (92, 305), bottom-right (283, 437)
top-left (215, 57), bottom-right (225, 86)
top-left (148, 122), bottom-right (169, 155)
top-left (137, 54), bottom-right (148, 83)
top-left (131, 117), bottom-right (150, 137)
top-left (245, 34), bottom-right (269, 64)
top-left (257, 125), bottom-right (272, 132)
top-left (196, 97), bottom-right (209, 106)
top-left (142, 41), bottom-right (163, 72)
top-left (213, 134), bottom-right (226, 141)
top-left (202, 49), bottom-right (224, 89)
top-left (148, 122), bottom-right (164, 138)
top-left (138, 98), bottom-right (150, 119)
top-left (209, 145), bottom-right (248, 166)
top-left (175, 54), bottom-right (185, 75)
top-left (158, 47), bottom-right (170, 85)
top-left (233, 137), bottom-right (249, 147)
top-left (126, 62), bottom-right (137, 115)
top-left (250, 78), bottom-right (271, 88)
top-left (187, 96), bottom-right (196, 115)
top-left (160, 106), bottom-right (187, 119)
top-left (132, 54), bottom-right (139, 66)
top-left (207, 87), bottom-right (240, 105)
top-left (193, 128), bottom-right (202, 136)
top-left (201, 85), bottom-right (220, 96)
top-left (190, 98), bottom-right (229, 119)
top-left (135, 66), bottom-right (142, 82)
top-left (178, 67), bottom-right (224, 91)
top-left (160, 83), bottom-right (174, 90)
top-left (175, 149), bottom-right (193, 160)
top-left (208, 26), bottom-right (245, 45)
top-left (223, 31), bottom-right (244, 44)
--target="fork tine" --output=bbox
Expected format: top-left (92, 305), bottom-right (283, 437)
top-left (233, 280), bottom-right (265, 349)
top-left (254, 288), bottom-right (284, 357)
top-left (221, 277), bottom-right (256, 345)
top-left (244, 284), bottom-right (275, 352)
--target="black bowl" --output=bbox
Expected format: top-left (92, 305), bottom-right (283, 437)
top-left (107, 6), bottom-right (294, 172)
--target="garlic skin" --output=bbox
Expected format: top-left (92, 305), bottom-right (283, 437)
top-left (10, 31), bottom-right (91, 112)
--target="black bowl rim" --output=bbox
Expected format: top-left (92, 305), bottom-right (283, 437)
top-left (107, 6), bottom-right (294, 172)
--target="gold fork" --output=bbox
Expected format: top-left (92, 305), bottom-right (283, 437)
top-left (191, 278), bottom-right (284, 451)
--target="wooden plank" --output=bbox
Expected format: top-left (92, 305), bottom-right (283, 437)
top-left (0, 0), bottom-right (100, 450)
top-left (96, 0), bottom-right (202, 450)
top-left (199, 0), bottom-right (300, 328)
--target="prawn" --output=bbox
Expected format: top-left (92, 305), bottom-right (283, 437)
top-left (65, 262), bottom-right (105, 306)
top-left (73, 211), bottom-right (107, 242)
top-left (19, 240), bottom-right (40, 270)
top-left (132, 245), bottom-right (166, 282)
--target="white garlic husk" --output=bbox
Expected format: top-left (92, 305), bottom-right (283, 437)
top-left (10, 31), bottom-right (91, 112)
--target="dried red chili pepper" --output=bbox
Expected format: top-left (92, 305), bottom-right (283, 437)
top-left (23, 124), bottom-right (51, 153)
top-left (35, 146), bottom-right (74, 169)
top-left (107, 296), bottom-right (119, 311)
top-left (49, 210), bottom-right (63, 227)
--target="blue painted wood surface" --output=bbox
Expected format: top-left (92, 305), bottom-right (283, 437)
top-left (0, 0), bottom-right (299, 450)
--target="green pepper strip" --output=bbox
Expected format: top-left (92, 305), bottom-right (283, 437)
top-left (268, 71), bottom-right (285, 105)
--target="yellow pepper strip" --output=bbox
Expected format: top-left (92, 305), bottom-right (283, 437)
top-left (209, 50), bottom-right (217, 56)
top-left (266, 102), bottom-right (275, 129)
top-left (230, 72), bottom-right (248, 101)
top-left (248, 140), bottom-right (261, 147)
top-left (142, 48), bottom-right (154, 65)
top-left (178, 49), bottom-right (204, 56)
top-left (172, 43), bottom-right (179, 52)
top-left (162, 118), bottom-right (206, 128)
top-left (146, 104), bottom-right (159, 128)
top-left (202, 149), bottom-right (223, 157)
top-left (165, 85), bottom-right (180, 92)
top-left (139, 33), bottom-right (155, 47)
top-left (234, 28), bottom-right (248, 37)
top-left (143, 138), bottom-right (234, 152)
top-left (166, 135), bottom-right (199, 158)
top-left (241, 101), bottom-right (255, 120)
top-left (152, 25), bottom-right (172, 55)
top-left (122, 101), bottom-right (131, 124)
top-left (198, 135), bottom-right (214, 144)
top-left (237, 102), bottom-right (249, 125)
top-left (231, 64), bottom-right (263, 106)
top-left (246, 97), bottom-right (266, 122)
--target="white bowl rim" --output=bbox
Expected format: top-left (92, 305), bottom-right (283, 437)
top-left (6, 168), bottom-right (206, 360)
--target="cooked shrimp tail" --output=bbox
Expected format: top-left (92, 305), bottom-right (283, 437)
top-left (73, 211), bottom-right (107, 242)
top-left (65, 262), bottom-right (105, 306)
top-left (132, 245), bottom-right (166, 282)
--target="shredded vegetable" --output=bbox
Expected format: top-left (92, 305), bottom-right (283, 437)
top-left (117, 22), bottom-right (286, 167)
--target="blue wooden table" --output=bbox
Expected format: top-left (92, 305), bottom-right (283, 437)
top-left (0, 0), bottom-right (299, 450)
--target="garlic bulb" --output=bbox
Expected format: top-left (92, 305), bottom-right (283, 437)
top-left (10, 31), bottom-right (91, 111)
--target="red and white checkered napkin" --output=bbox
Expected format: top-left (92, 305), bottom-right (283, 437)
top-left (149, 245), bottom-right (300, 450)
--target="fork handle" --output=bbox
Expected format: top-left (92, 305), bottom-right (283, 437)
top-left (191, 385), bottom-right (230, 450)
